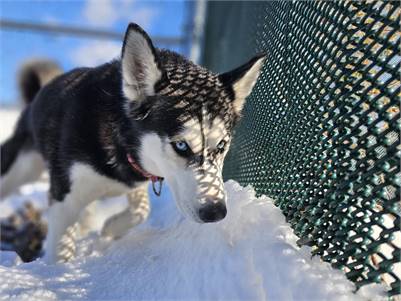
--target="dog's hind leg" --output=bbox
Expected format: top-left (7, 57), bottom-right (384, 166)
top-left (101, 184), bottom-right (150, 239)
top-left (1, 109), bottom-right (45, 199)
top-left (0, 150), bottom-right (45, 198)
top-left (1, 60), bottom-right (61, 199)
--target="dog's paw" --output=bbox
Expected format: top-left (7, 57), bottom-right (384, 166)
top-left (100, 220), bottom-right (125, 240)
top-left (100, 210), bottom-right (133, 240)
top-left (0, 202), bottom-right (47, 262)
top-left (56, 223), bottom-right (80, 263)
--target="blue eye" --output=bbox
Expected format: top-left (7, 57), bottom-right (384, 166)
top-left (217, 140), bottom-right (226, 150)
top-left (171, 140), bottom-right (193, 157)
top-left (175, 141), bottom-right (188, 151)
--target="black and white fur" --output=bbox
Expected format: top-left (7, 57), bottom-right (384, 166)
top-left (0, 23), bottom-right (266, 263)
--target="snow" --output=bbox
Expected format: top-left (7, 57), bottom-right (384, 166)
top-left (0, 180), bottom-right (387, 301)
top-left (0, 108), bottom-right (388, 300)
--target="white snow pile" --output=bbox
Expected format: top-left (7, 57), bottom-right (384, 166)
top-left (0, 180), bottom-right (387, 301)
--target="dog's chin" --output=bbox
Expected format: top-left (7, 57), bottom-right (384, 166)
top-left (173, 199), bottom-right (204, 224)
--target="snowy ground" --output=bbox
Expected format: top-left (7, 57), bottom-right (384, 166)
top-left (0, 109), bottom-right (388, 300)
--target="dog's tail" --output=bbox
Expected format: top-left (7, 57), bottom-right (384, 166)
top-left (18, 59), bottom-right (62, 105)
top-left (1, 59), bottom-right (62, 198)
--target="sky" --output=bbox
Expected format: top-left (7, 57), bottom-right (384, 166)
top-left (0, 0), bottom-right (189, 105)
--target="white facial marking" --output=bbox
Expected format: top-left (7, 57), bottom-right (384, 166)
top-left (173, 117), bottom-right (204, 154)
top-left (139, 109), bottom-right (230, 223)
top-left (207, 116), bottom-right (228, 150)
top-left (140, 133), bottom-right (200, 221)
top-left (173, 114), bottom-right (228, 155)
top-left (181, 112), bottom-right (228, 206)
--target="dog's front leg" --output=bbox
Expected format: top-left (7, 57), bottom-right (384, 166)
top-left (101, 184), bottom-right (150, 239)
top-left (44, 196), bottom-right (91, 263)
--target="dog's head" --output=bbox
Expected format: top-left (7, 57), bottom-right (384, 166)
top-left (121, 23), bottom-right (265, 223)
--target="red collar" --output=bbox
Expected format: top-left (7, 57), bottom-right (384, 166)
top-left (127, 154), bottom-right (162, 182)
top-left (126, 154), bottom-right (164, 196)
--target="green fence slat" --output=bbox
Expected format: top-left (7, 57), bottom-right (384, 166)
top-left (202, 0), bottom-right (401, 296)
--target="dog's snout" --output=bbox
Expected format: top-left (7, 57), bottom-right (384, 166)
top-left (198, 202), bottom-right (227, 223)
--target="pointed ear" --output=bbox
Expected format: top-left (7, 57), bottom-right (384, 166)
top-left (218, 53), bottom-right (266, 115)
top-left (121, 23), bottom-right (163, 102)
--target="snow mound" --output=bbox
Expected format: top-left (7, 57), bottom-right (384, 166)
top-left (0, 181), bottom-right (386, 300)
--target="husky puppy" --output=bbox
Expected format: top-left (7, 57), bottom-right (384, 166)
top-left (0, 23), bottom-right (265, 263)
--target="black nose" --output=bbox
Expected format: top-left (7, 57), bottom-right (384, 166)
top-left (198, 202), bottom-right (227, 223)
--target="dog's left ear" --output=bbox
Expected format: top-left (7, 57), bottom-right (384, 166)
top-left (121, 23), bottom-right (164, 102)
top-left (218, 53), bottom-right (266, 116)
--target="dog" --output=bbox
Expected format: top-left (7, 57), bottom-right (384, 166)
top-left (0, 23), bottom-right (266, 263)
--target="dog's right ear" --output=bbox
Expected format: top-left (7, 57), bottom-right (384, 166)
top-left (121, 23), bottom-right (163, 102)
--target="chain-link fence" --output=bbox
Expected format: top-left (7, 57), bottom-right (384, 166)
top-left (202, 1), bottom-right (400, 296)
